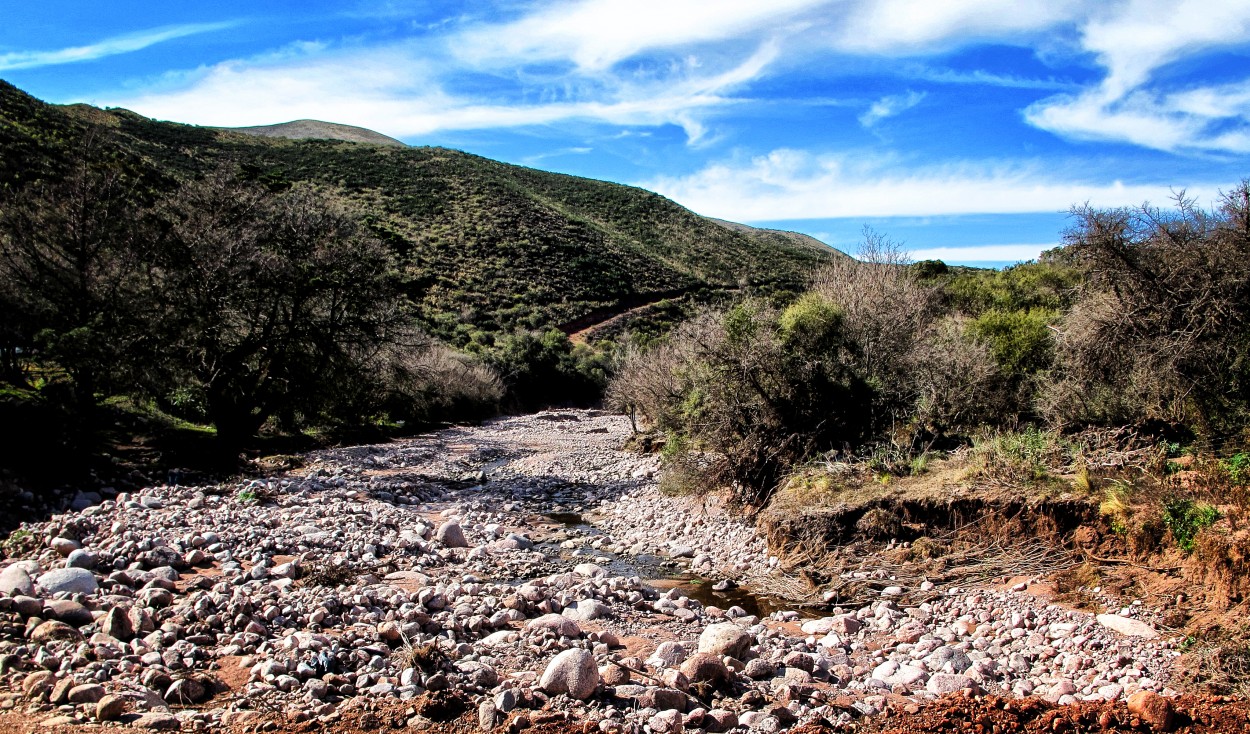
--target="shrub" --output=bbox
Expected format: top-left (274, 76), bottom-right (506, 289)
top-left (1162, 497), bottom-right (1221, 553)
top-left (1223, 453), bottom-right (1250, 486)
top-left (969, 308), bottom-right (1058, 378)
top-left (1045, 185), bottom-right (1250, 438)
top-left (609, 298), bottom-right (871, 507)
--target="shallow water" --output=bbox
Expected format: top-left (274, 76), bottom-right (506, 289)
top-left (539, 512), bottom-right (814, 619)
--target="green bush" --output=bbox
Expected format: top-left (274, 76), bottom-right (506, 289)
top-left (1162, 498), bottom-right (1221, 553)
top-left (969, 308), bottom-right (1058, 377)
top-left (1223, 453), bottom-right (1250, 486)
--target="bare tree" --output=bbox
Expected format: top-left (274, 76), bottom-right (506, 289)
top-left (1045, 184), bottom-right (1250, 437)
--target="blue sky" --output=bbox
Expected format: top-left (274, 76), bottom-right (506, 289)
top-left (4, 1), bottom-right (1250, 266)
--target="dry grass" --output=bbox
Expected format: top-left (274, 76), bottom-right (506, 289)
top-left (393, 641), bottom-right (448, 672)
top-left (299, 560), bottom-right (356, 588)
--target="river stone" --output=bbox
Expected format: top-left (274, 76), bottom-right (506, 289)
top-left (101, 607), bottom-right (134, 640)
top-left (649, 641), bottom-right (688, 667)
top-left (698, 623), bottom-right (752, 659)
top-left (1096, 614), bottom-right (1159, 639)
top-left (927, 673), bottom-right (979, 695)
top-left (435, 521), bottom-right (468, 548)
top-left (679, 653), bottom-right (730, 688)
top-left (23, 671), bottom-right (55, 698)
top-left (13, 595), bottom-right (42, 617)
top-left (50, 537), bottom-right (80, 556)
top-left (96, 694), bottom-right (128, 721)
top-left (0, 565), bottom-right (35, 596)
top-left (65, 549), bottom-right (96, 569)
top-left (526, 613), bottom-right (580, 637)
top-left (36, 568), bottom-right (97, 595)
top-left (563, 599), bottom-right (610, 621)
top-left (43, 599), bottom-right (93, 627)
top-left (165, 677), bottom-right (207, 704)
top-left (68, 683), bottom-right (106, 704)
top-left (640, 687), bottom-right (688, 712)
top-left (30, 620), bottom-right (83, 643)
top-left (649, 709), bottom-right (683, 734)
top-left (600, 664), bottom-right (630, 686)
top-left (538, 648), bottom-right (599, 699)
top-left (1127, 690), bottom-right (1174, 731)
top-left (134, 712), bottom-right (181, 730)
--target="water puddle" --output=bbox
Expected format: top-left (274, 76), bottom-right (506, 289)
top-left (546, 512), bottom-right (586, 526)
top-left (538, 512), bottom-right (816, 619)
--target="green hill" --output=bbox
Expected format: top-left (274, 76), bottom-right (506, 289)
top-left (0, 80), bottom-right (838, 344)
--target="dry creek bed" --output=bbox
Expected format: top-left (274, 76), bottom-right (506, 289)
top-left (0, 410), bottom-right (1191, 733)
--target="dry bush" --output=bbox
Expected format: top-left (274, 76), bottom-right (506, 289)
top-left (905, 316), bottom-right (1006, 438)
top-left (809, 228), bottom-right (940, 403)
top-left (372, 332), bottom-right (503, 423)
top-left (1044, 185), bottom-right (1250, 438)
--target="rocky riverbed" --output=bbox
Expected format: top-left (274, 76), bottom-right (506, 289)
top-left (0, 410), bottom-right (1189, 732)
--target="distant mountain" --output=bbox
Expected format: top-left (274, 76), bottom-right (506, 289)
top-left (0, 80), bottom-right (840, 343)
top-left (225, 119), bottom-right (407, 147)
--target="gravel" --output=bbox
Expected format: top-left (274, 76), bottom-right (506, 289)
top-left (0, 409), bottom-right (1185, 732)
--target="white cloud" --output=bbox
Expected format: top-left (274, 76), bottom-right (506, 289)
top-left (832, 0), bottom-right (1081, 54)
top-left (646, 148), bottom-right (1217, 219)
top-left (859, 90), bottom-right (925, 127)
top-left (907, 244), bottom-right (1054, 262)
top-left (452, 0), bottom-right (821, 71)
top-left (0, 22), bottom-right (237, 72)
top-left (1025, 0), bottom-right (1250, 153)
top-left (109, 40), bottom-right (764, 141)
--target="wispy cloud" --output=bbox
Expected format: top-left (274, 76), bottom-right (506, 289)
top-left (110, 39), bottom-right (766, 141)
top-left (1024, 0), bottom-right (1250, 153)
top-left (451, 0), bottom-right (820, 71)
top-left (907, 243), bottom-right (1055, 262)
top-left (910, 67), bottom-right (1078, 91)
top-left (0, 22), bottom-right (238, 72)
top-left (859, 90), bottom-right (926, 127)
top-left (646, 148), bottom-right (1220, 219)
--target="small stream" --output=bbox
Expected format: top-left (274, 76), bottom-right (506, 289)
top-left (541, 512), bottom-right (811, 619)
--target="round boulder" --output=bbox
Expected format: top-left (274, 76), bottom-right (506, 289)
top-left (697, 623), bottom-right (752, 660)
top-left (679, 652), bottom-right (731, 689)
top-left (435, 521), bottom-right (468, 548)
top-left (538, 648), bottom-right (599, 700)
top-left (0, 565), bottom-right (35, 596)
top-left (525, 613), bottom-right (581, 637)
top-left (36, 568), bottom-right (97, 596)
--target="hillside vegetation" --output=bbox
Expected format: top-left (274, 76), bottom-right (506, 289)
top-left (0, 81), bottom-right (833, 344)
top-left (0, 79), bottom-right (834, 487)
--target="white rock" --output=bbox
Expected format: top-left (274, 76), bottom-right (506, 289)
top-left (698, 623), bottom-right (752, 659)
top-left (1096, 614), bottom-right (1159, 639)
top-left (526, 613), bottom-right (581, 637)
top-left (538, 648), bottom-right (599, 699)
top-left (36, 568), bottom-right (98, 595)
top-left (435, 521), bottom-right (468, 548)
top-left (0, 565), bottom-right (35, 596)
